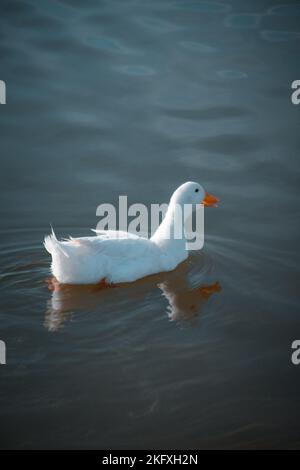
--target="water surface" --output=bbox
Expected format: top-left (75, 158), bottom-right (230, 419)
top-left (0, 0), bottom-right (300, 449)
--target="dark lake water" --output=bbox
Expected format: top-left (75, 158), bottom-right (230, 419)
top-left (1, 0), bottom-right (300, 449)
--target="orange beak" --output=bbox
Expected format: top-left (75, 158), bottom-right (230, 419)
top-left (201, 191), bottom-right (219, 208)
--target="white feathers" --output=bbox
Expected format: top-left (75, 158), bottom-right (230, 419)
top-left (44, 227), bottom-right (69, 258)
top-left (44, 227), bottom-right (162, 284)
top-left (44, 182), bottom-right (208, 284)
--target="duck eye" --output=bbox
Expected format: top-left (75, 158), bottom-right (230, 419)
top-left (195, 188), bottom-right (199, 193)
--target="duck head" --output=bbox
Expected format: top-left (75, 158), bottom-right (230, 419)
top-left (170, 181), bottom-right (219, 209)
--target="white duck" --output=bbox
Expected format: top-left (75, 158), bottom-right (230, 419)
top-left (44, 181), bottom-right (218, 285)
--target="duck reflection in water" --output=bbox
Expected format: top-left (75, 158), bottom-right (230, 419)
top-left (45, 261), bottom-right (221, 331)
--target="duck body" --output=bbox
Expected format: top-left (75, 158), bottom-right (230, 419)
top-left (44, 230), bottom-right (186, 285)
top-left (44, 182), bottom-right (218, 285)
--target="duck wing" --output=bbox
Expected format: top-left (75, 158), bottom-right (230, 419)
top-left (44, 228), bottom-right (153, 259)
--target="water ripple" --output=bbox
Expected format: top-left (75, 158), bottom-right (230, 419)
top-left (115, 65), bottom-right (156, 76)
top-left (134, 15), bottom-right (181, 33)
top-left (180, 41), bottom-right (216, 53)
top-left (261, 30), bottom-right (300, 42)
top-left (172, 1), bottom-right (231, 14)
top-left (268, 4), bottom-right (300, 16)
top-left (84, 36), bottom-right (136, 54)
top-left (217, 70), bottom-right (248, 79)
top-left (225, 14), bottom-right (261, 29)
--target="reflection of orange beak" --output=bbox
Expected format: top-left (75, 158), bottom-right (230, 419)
top-left (198, 281), bottom-right (222, 299)
top-left (202, 191), bottom-right (219, 207)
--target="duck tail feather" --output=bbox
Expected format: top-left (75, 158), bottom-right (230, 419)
top-left (44, 226), bottom-right (69, 258)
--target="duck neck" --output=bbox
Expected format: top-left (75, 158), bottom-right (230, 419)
top-left (151, 201), bottom-right (188, 265)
